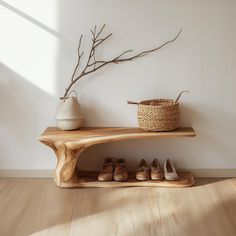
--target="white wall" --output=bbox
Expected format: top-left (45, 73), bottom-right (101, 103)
top-left (1, 0), bottom-right (236, 171)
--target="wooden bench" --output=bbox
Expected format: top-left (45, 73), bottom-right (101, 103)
top-left (39, 127), bottom-right (196, 188)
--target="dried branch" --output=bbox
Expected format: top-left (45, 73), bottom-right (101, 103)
top-left (62, 25), bottom-right (182, 99)
top-left (88, 49), bottom-right (133, 67)
top-left (115, 29), bottom-right (182, 62)
top-left (94, 33), bottom-right (112, 48)
top-left (95, 24), bottom-right (106, 40)
top-left (70, 35), bottom-right (84, 82)
top-left (92, 25), bottom-right (97, 69)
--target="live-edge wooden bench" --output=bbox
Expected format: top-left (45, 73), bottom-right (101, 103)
top-left (39, 127), bottom-right (196, 188)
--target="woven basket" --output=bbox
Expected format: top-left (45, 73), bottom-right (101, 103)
top-left (128, 91), bottom-right (189, 132)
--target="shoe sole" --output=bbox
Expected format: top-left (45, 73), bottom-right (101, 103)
top-left (136, 175), bottom-right (150, 181)
top-left (151, 173), bottom-right (164, 181)
top-left (114, 174), bottom-right (128, 182)
top-left (164, 176), bottom-right (179, 181)
top-left (151, 177), bottom-right (164, 181)
top-left (98, 174), bottom-right (113, 181)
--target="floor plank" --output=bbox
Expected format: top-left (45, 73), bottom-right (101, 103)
top-left (0, 178), bottom-right (236, 236)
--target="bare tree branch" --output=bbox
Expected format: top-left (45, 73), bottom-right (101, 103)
top-left (115, 29), bottom-right (182, 62)
top-left (93, 25), bottom-right (97, 36)
top-left (94, 33), bottom-right (112, 48)
top-left (70, 35), bottom-right (83, 82)
top-left (88, 49), bottom-right (133, 68)
top-left (95, 24), bottom-right (106, 40)
top-left (93, 25), bottom-right (97, 69)
top-left (62, 26), bottom-right (182, 99)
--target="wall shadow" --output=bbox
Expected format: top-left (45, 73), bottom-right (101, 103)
top-left (0, 63), bottom-right (56, 168)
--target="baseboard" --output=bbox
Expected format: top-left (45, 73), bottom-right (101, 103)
top-left (0, 169), bottom-right (236, 178)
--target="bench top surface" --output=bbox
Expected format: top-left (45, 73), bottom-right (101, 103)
top-left (39, 127), bottom-right (196, 143)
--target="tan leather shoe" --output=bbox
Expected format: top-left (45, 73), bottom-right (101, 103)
top-left (150, 159), bottom-right (164, 180)
top-left (98, 157), bottom-right (115, 181)
top-left (164, 159), bottom-right (179, 181)
top-left (136, 159), bottom-right (150, 181)
top-left (114, 159), bottom-right (128, 182)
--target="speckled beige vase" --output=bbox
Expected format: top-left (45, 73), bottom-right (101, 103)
top-left (55, 97), bottom-right (84, 130)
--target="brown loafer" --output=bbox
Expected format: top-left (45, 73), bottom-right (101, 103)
top-left (98, 157), bottom-right (115, 181)
top-left (150, 159), bottom-right (164, 180)
top-left (136, 159), bottom-right (150, 181)
top-left (114, 159), bottom-right (128, 181)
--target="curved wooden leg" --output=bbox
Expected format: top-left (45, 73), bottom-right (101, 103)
top-left (53, 144), bottom-right (85, 188)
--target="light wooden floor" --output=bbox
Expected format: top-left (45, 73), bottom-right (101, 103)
top-left (0, 178), bottom-right (236, 236)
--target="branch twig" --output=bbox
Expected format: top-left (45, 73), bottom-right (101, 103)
top-left (62, 26), bottom-right (182, 99)
top-left (70, 35), bottom-right (84, 82)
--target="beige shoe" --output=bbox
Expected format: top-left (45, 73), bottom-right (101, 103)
top-left (136, 159), bottom-right (150, 181)
top-left (150, 159), bottom-right (164, 180)
top-left (98, 157), bottom-right (115, 181)
top-left (114, 159), bottom-right (128, 181)
top-left (164, 159), bottom-right (178, 181)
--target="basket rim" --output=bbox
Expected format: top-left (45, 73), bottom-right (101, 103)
top-left (138, 99), bottom-right (179, 107)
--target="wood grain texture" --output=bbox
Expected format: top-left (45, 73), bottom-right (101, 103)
top-left (39, 127), bottom-right (196, 188)
top-left (66, 171), bottom-right (195, 188)
top-left (0, 178), bottom-right (236, 236)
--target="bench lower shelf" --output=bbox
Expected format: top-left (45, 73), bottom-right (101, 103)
top-left (59, 170), bottom-right (195, 188)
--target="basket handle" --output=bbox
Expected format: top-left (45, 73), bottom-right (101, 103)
top-left (175, 90), bottom-right (190, 103)
top-left (68, 90), bottom-right (77, 98)
top-left (127, 100), bottom-right (139, 105)
top-left (60, 90), bottom-right (77, 100)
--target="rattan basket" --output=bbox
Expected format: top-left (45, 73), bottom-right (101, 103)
top-left (128, 91), bottom-right (189, 132)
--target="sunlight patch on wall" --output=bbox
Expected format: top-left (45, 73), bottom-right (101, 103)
top-left (0, 1), bottom-right (59, 96)
top-left (2, 0), bottom-right (59, 31)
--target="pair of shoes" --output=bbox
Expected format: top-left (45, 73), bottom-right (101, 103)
top-left (98, 157), bottom-right (128, 182)
top-left (136, 158), bottom-right (178, 181)
top-left (136, 159), bottom-right (164, 181)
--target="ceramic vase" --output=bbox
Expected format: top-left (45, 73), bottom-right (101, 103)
top-left (55, 97), bottom-right (84, 130)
